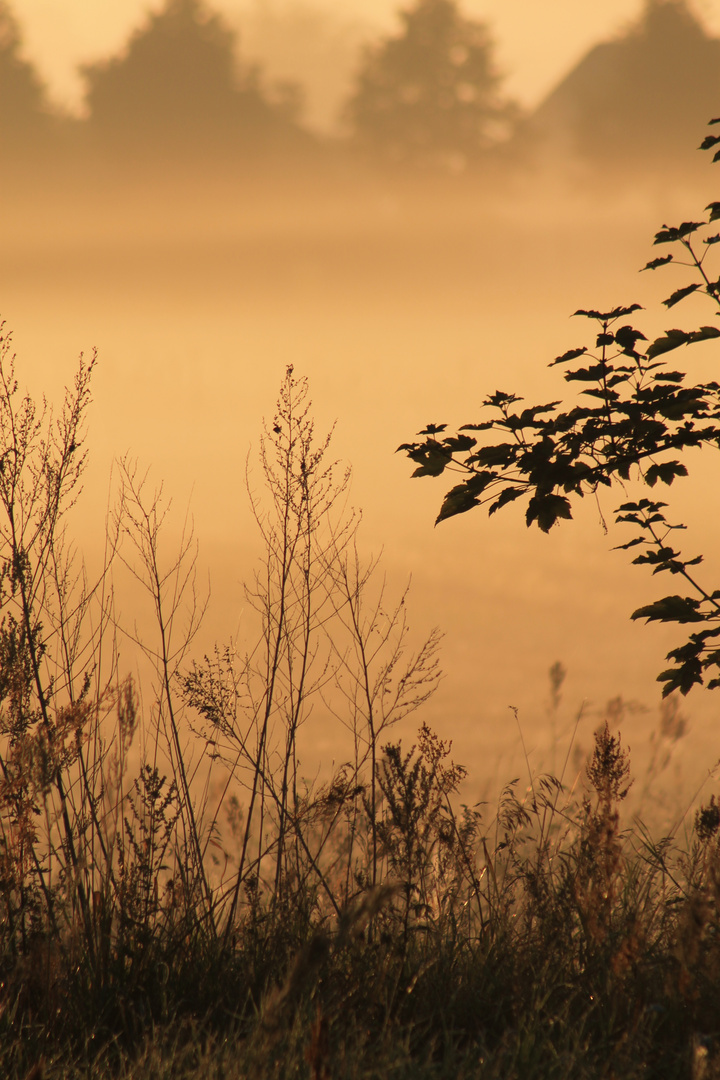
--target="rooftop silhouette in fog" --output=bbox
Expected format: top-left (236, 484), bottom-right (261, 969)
top-left (517, 0), bottom-right (720, 178)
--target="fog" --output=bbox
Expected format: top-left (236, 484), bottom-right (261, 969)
top-left (3, 170), bottom-right (717, 805)
top-left (3, 0), bottom-right (720, 818)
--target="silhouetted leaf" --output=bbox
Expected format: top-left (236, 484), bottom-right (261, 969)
top-left (488, 487), bottom-right (524, 515)
top-left (617, 499), bottom-right (667, 512)
top-left (435, 482), bottom-right (483, 524)
top-left (663, 284), bottom-right (700, 308)
top-left (642, 255), bottom-right (674, 271)
top-left (632, 546), bottom-right (679, 568)
top-left (550, 347), bottom-right (587, 367)
top-left (485, 391), bottom-right (521, 408)
top-left (410, 442), bottom-right (452, 477)
top-left (645, 461), bottom-right (688, 487)
top-left (517, 402), bottom-right (560, 424)
top-left (526, 493), bottom-right (572, 533)
top-left (690, 325), bottom-right (720, 344)
top-left (580, 387), bottom-right (619, 401)
top-left (632, 596), bottom-right (704, 623)
top-left (419, 423), bottom-right (447, 435)
top-left (654, 223), bottom-right (703, 245)
top-left (464, 470), bottom-right (496, 494)
top-left (658, 661), bottom-right (703, 696)
top-left (443, 434), bottom-right (476, 452)
top-left (647, 329), bottom-right (691, 359)
top-left (564, 363), bottom-right (609, 383)
top-left (613, 537), bottom-right (645, 551)
top-left (474, 443), bottom-right (516, 467)
top-left (574, 305), bottom-right (642, 320)
top-left (614, 325), bottom-right (648, 352)
top-left (700, 136), bottom-right (720, 151)
top-left (707, 202), bottom-right (720, 221)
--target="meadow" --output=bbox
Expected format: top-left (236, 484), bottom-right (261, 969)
top-left (3, 145), bottom-right (720, 1077)
top-left (0, 313), bottom-right (717, 1080)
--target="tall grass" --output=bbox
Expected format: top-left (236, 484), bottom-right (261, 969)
top-left (0, 330), bottom-right (719, 1079)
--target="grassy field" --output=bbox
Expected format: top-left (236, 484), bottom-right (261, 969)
top-left (0, 338), bottom-right (718, 1080)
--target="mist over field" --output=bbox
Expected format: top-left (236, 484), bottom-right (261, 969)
top-left (3, 0), bottom-right (720, 809)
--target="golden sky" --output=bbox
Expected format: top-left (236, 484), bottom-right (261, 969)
top-left (12, 0), bottom-right (720, 120)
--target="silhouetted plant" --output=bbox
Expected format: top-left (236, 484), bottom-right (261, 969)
top-left (374, 723), bottom-right (476, 943)
top-left (7, 298), bottom-right (720, 1077)
top-left (400, 118), bottom-right (720, 697)
top-left (181, 365), bottom-right (440, 943)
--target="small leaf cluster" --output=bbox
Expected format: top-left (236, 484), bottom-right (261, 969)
top-left (399, 119), bottom-right (720, 696)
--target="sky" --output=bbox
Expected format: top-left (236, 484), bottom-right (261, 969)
top-left (11, 0), bottom-right (720, 123)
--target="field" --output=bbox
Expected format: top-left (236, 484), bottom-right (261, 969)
top-left (2, 155), bottom-right (720, 1077)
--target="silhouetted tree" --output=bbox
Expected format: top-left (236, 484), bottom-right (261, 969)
top-left (344, 0), bottom-right (515, 170)
top-left (0, 2), bottom-right (54, 153)
top-left (399, 122), bottom-right (720, 696)
top-left (81, 0), bottom-right (305, 159)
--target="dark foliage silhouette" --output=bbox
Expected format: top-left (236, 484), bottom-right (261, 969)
top-left (400, 120), bottom-right (720, 697)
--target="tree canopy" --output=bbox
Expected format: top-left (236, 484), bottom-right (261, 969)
top-left (0, 2), bottom-right (53, 149)
top-left (345, 0), bottom-right (515, 171)
top-left (81, 0), bottom-right (304, 156)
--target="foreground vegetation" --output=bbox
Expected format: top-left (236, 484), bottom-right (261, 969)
top-left (8, 119), bottom-right (720, 1080)
top-left (0, 334), bottom-right (716, 1080)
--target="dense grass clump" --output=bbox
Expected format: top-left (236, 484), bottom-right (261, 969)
top-left (0, 333), bottom-right (719, 1080)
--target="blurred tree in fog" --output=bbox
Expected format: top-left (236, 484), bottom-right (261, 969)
top-left (344, 0), bottom-right (515, 171)
top-left (0, 2), bottom-right (55, 154)
top-left (521, 0), bottom-right (720, 178)
top-left (81, 0), bottom-right (307, 160)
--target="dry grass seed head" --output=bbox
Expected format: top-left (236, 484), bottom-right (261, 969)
top-left (586, 721), bottom-right (632, 807)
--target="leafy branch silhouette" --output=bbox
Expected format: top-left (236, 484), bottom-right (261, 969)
top-left (399, 118), bottom-right (720, 697)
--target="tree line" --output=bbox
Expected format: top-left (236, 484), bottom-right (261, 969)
top-left (1, 0), bottom-right (514, 171)
top-left (4, 0), bottom-right (720, 178)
